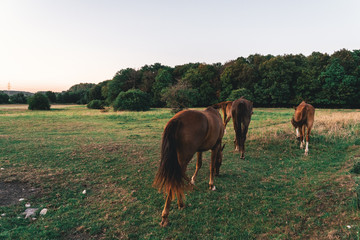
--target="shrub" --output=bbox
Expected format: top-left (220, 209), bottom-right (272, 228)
top-left (113, 89), bottom-right (150, 111)
top-left (28, 93), bottom-right (50, 110)
top-left (351, 162), bottom-right (360, 174)
top-left (87, 100), bottom-right (104, 109)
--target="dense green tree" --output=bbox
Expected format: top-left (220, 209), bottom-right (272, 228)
top-left (139, 63), bottom-right (167, 93)
top-left (45, 91), bottom-right (57, 103)
top-left (181, 64), bottom-right (219, 106)
top-left (0, 93), bottom-right (9, 104)
top-left (107, 68), bottom-right (140, 103)
top-left (10, 93), bottom-right (27, 104)
top-left (161, 81), bottom-right (199, 112)
top-left (152, 69), bottom-right (174, 107)
top-left (89, 81), bottom-right (109, 101)
top-left (82, 49), bottom-right (360, 109)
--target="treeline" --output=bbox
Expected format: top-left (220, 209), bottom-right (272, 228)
top-left (1, 49), bottom-right (359, 108)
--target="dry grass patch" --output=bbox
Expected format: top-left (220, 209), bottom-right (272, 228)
top-left (314, 110), bottom-right (360, 138)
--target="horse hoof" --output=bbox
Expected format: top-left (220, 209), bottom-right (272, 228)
top-left (190, 179), bottom-right (195, 185)
top-left (160, 218), bottom-right (169, 227)
top-left (210, 185), bottom-right (216, 191)
top-left (304, 151), bottom-right (308, 156)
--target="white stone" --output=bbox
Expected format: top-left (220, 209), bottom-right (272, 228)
top-left (25, 203), bottom-right (31, 208)
top-left (82, 190), bottom-right (86, 194)
top-left (22, 208), bottom-right (38, 219)
top-left (19, 198), bottom-right (25, 202)
top-left (40, 208), bottom-right (48, 216)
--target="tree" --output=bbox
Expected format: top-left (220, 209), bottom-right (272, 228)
top-left (0, 93), bottom-right (9, 104)
top-left (152, 69), bottom-right (174, 107)
top-left (161, 81), bottom-right (199, 112)
top-left (10, 93), bottom-right (27, 104)
top-left (28, 93), bottom-right (50, 110)
top-left (181, 64), bottom-right (219, 106)
top-left (45, 91), bottom-right (57, 103)
top-left (106, 68), bottom-right (140, 103)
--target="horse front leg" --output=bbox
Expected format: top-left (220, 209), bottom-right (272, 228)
top-left (191, 152), bottom-right (202, 185)
top-left (160, 190), bottom-right (173, 227)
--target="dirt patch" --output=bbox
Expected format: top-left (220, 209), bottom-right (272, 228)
top-left (0, 181), bottom-right (40, 206)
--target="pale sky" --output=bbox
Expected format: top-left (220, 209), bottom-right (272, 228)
top-left (1, 0), bottom-right (359, 92)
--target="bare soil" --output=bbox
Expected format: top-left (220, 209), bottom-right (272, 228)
top-left (0, 181), bottom-right (40, 206)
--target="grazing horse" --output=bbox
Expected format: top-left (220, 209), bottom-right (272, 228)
top-left (291, 101), bottom-right (315, 156)
top-left (212, 101), bottom-right (233, 131)
top-left (231, 97), bottom-right (253, 159)
top-left (153, 107), bottom-right (225, 227)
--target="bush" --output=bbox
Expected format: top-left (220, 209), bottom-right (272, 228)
top-left (28, 93), bottom-right (50, 110)
top-left (113, 89), bottom-right (150, 111)
top-left (351, 162), bottom-right (360, 174)
top-left (87, 100), bottom-right (104, 109)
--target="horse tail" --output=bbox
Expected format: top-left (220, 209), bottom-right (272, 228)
top-left (233, 101), bottom-right (244, 148)
top-left (153, 118), bottom-right (185, 201)
top-left (291, 105), bottom-right (307, 128)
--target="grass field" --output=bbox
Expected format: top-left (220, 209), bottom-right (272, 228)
top-left (1, 104), bottom-right (360, 239)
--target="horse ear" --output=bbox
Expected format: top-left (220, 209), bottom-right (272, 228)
top-left (221, 144), bottom-right (226, 151)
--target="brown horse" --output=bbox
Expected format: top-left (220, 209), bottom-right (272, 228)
top-left (212, 101), bottom-right (233, 131)
top-left (231, 97), bottom-right (253, 159)
top-left (291, 101), bottom-right (315, 156)
top-left (153, 107), bottom-right (225, 227)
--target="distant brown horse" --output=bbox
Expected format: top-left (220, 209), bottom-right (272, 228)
top-left (291, 101), bottom-right (315, 156)
top-left (231, 97), bottom-right (253, 159)
top-left (212, 101), bottom-right (233, 131)
top-left (153, 107), bottom-right (225, 227)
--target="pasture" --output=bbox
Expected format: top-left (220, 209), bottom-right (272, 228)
top-left (0, 104), bottom-right (360, 239)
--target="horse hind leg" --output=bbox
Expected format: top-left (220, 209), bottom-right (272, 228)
top-left (209, 145), bottom-right (220, 191)
top-left (305, 125), bottom-right (312, 156)
top-left (160, 190), bottom-right (173, 227)
top-left (300, 125), bottom-right (305, 149)
top-left (191, 152), bottom-right (202, 185)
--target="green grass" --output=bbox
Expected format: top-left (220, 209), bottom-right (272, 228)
top-left (0, 105), bottom-right (360, 239)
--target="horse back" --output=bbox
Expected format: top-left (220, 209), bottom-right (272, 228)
top-left (172, 108), bottom-right (223, 152)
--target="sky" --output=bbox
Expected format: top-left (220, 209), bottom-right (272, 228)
top-left (1, 0), bottom-right (359, 93)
